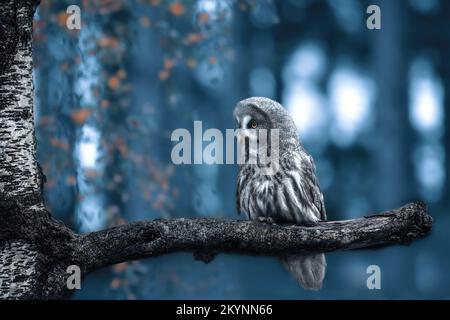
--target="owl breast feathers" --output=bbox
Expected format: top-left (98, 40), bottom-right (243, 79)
top-left (236, 148), bottom-right (326, 224)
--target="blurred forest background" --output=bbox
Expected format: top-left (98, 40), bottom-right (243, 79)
top-left (32, 0), bottom-right (450, 299)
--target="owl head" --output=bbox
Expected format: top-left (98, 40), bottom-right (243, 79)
top-left (233, 97), bottom-right (300, 156)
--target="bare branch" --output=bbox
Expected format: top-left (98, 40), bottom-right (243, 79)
top-left (78, 202), bottom-right (432, 272)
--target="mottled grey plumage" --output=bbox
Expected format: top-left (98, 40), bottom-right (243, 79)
top-left (234, 97), bottom-right (326, 290)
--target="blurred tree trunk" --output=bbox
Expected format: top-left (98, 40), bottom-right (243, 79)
top-left (34, 3), bottom-right (78, 229)
top-left (371, 0), bottom-right (414, 210)
top-left (436, 1), bottom-right (450, 207)
top-left (95, 7), bottom-right (133, 225)
top-left (369, 0), bottom-right (417, 296)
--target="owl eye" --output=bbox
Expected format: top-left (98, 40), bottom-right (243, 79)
top-left (250, 120), bottom-right (257, 129)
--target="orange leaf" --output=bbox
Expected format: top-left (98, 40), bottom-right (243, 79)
top-left (159, 69), bottom-right (170, 81)
top-left (60, 63), bottom-right (70, 72)
top-left (186, 58), bottom-right (197, 69)
top-left (198, 12), bottom-right (209, 24)
top-left (66, 175), bottom-right (76, 186)
top-left (70, 109), bottom-right (92, 125)
top-left (84, 169), bottom-right (101, 178)
top-left (108, 76), bottom-right (120, 90)
top-left (116, 138), bottom-right (128, 156)
top-left (113, 262), bottom-right (128, 273)
top-left (98, 37), bottom-right (119, 49)
top-left (184, 33), bottom-right (204, 45)
top-left (110, 278), bottom-right (121, 289)
top-left (169, 2), bottom-right (185, 16)
top-left (117, 69), bottom-right (127, 79)
top-left (100, 99), bottom-right (110, 109)
top-left (39, 116), bottom-right (55, 126)
top-left (164, 58), bottom-right (176, 70)
top-left (208, 56), bottom-right (217, 65)
top-left (140, 16), bottom-right (151, 28)
top-left (56, 11), bottom-right (70, 28)
top-left (50, 138), bottom-right (69, 151)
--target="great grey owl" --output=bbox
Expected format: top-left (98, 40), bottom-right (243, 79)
top-left (234, 97), bottom-right (326, 290)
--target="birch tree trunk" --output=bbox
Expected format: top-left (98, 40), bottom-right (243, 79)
top-left (0, 0), bottom-right (47, 299)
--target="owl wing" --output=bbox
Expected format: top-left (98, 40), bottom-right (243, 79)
top-left (235, 166), bottom-right (250, 215)
top-left (235, 178), bottom-right (241, 215)
top-left (302, 154), bottom-right (327, 221)
top-left (284, 151), bottom-right (326, 222)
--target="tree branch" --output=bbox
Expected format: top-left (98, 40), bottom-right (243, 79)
top-left (78, 201), bottom-right (432, 272)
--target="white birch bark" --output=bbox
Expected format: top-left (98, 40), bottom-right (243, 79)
top-left (0, 1), bottom-right (42, 299)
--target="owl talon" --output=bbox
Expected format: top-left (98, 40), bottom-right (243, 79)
top-left (302, 221), bottom-right (320, 227)
top-left (258, 216), bottom-right (275, 224)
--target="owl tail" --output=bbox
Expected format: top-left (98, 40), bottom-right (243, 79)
top-left (281, 253), bottom-right (326, 290)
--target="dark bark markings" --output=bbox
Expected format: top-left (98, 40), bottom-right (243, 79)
top-left (0, 0), bottom-right (44, 300)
